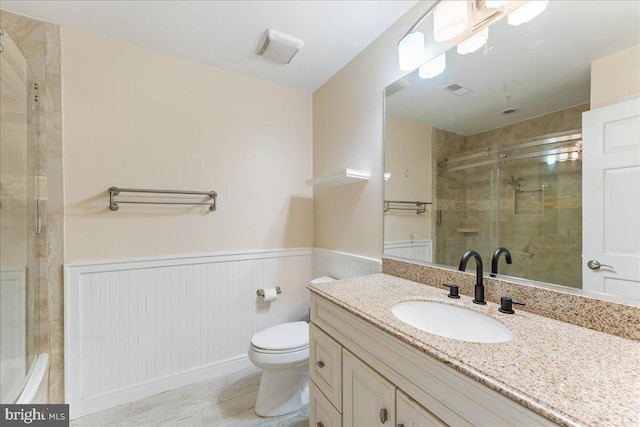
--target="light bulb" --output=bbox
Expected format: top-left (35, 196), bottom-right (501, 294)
top-left (419, 53), bottom-right (446, 79)
top-left (546, 155), bottom-right (556, 165)
top-left (398, 32), bottom-right (426, 71)
top-left (457, 28), bottom-right (489, 55)
top-left (434, 1), bottom-right (468, 42)
top-left (508, 1), bottom-right (549, 26)
top-left (485, 1), bottom-right (510, 8)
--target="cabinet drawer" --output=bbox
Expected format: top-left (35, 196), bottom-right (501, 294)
top-left (310, 380), bottom-right (342, 427)
top-left (397, 390), bottom-right (447, 427)
top-left (310, 323), bottom-right (342, 411)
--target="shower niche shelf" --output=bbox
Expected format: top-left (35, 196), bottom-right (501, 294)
top-left (305, 168), bottom-right (370, 187)
top-left (458, 228), bottom-right (481, 235)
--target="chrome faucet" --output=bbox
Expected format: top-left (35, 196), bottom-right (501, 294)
top-left (491, 247), bottom-right (512, 277)
top-left (458, 250), bottom-right (486, 305)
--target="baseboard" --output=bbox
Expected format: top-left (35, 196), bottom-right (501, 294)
top-left (74, 356), bottom-right (252, 418)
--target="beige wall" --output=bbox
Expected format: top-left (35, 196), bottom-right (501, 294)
top-left (384, 114), bottom-right (432, 243)
top-left (62, 28), bottom-right (313, 262)
top-left (591, 44), bottom-right (640, 109)
top-left (312, 2), bottom-right (435, 259)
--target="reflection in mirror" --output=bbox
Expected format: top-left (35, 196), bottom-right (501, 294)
top-left (384, 1), bottom-right (640, 299)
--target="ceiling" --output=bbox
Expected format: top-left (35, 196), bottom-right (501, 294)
top-left (385, 1), bottom-right (640, 136)
top-left (1, 0), bottom-right (418, 93)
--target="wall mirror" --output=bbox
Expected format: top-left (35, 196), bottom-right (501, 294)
top-left (384, 0), bottom-right (639, 302)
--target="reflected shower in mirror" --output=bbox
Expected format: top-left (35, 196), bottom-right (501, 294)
top-left (384, 1), bottom-right (640, 294)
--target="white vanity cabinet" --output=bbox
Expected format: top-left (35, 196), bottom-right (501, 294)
top-left (342, 349), bottom-right (395, 427)
top-left (310, 325), bottom-right (441, 427)
top-left (309, 293), bottom-right (556, 427)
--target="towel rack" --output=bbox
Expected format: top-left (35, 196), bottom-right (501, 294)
top-left (384, 200), bottom-right (431, 214)
top-left (108, 187), bottom-right (217, 212)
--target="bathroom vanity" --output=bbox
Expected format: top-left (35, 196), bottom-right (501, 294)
top-left (308, 274), bottom-right (640, 427)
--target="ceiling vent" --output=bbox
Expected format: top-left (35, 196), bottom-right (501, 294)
top-left (256, 29), bottom-right (304, 65)
top-left (445, 83), bottom-right (471, 96)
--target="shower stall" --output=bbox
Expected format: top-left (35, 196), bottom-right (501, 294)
top-left (434, 119), bottom-right (585, 289)
top-left (0, 25), bottom-right (43, 403)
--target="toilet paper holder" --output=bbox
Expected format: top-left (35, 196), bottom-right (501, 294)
top-left (256, 287), bottom-right (282, 297)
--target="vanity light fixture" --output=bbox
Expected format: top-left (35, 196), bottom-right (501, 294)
top-left (398, 0), bottom-right (443, 71)
top-left (398, 32), bottom-right (426, 71)
top-left (419, 53), bottom-right (446, 79)
top-left (457, 27), bottom-right (489, 55)
top-left (434, 0), bottom-right (469, 42)
top-left (546, 155), bottom-right (556, 165)
top-left (484, 0), bottom-right (510, 8)
top-left (508, 1), bottom-right (549, 26)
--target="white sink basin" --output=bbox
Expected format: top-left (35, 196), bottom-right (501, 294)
top-left (391, 301), bottom-right (513, 343)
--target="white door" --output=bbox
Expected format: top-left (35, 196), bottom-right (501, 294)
top-left (583, 97), bottom-right (640, 301)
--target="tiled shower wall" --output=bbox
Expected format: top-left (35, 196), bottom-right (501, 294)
top-left (0, 10), bottom-right (64, 403)
top-left (433, 104), bottom-right (588, 288)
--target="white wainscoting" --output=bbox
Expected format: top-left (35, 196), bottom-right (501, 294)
top-left (313, 247), bottom-right (382, 279)
top-left (65, 247), bottom-right (383, 418)
top-left (383, 240), bottom-right (432, 263)
top-left (64, 249), bottom-right (313, 419)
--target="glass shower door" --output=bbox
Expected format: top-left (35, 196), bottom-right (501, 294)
top-left (494, 151), bottom-right (582, 288)
top-left (435, 161), bottom-right (497, 268)
top-left (434, 128), bottom-right (582, 287)
top-left (0, 26), bottom-right (41, 403)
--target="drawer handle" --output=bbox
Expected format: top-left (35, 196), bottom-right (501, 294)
top-left (316, 360), bottom-right (325, 368)
top-left (380, 408), bottom-right (388, 423)
top-left (398, 424), bottom-right (405, 427)
top-left (317, 422), bottom-right (324, 427)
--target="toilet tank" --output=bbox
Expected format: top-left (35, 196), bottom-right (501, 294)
top-left (310, 276), bottom-right (335, 285)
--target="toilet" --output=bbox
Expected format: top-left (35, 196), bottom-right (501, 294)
top-left (249, 276), bottom-right (335, 417)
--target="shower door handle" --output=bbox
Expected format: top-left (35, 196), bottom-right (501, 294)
top-left (36, 199), bottom-right (45, 235)
top-left (587, 260), bottom-right (614, 271)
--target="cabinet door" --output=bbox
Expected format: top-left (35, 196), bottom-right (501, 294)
top-left (397, 390), bottom-right (447, 427)
top-left (310, 323), bottom-right (343, 411)
top-left (343, 349), bottom-right (395, 427)
top-left (310, 380), bottom-right (342, 427)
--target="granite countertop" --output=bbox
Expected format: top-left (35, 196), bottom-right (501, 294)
top-left (309, 273), bottom-right (640, 427)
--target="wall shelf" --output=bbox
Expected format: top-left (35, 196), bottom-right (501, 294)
top-left (305, 168), bottom-right (370, 187)
top-left (458, 228), bottom-right (481, 235)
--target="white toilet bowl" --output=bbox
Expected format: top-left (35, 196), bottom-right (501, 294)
top-left (249, 321), bottom-right (310, 417)
top-left (249, 276), bottom-right (335, 417)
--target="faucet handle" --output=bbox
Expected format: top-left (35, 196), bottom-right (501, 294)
top-left (499, 297), bottom-right (525, 314)
top-left (442, 283), bottom-right (460, 299)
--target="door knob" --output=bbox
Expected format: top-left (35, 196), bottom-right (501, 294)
top-left (587, 260), bottom-right (614, 270)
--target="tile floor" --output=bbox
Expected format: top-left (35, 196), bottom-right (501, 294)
top-left (70, 367), bottom-right (309, 427)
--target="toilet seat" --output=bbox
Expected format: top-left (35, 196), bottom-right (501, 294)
top-left (249, 344), bottom-right (309, 368)
top-left (250, 344), bottom-right (308, 355)
top-left (250, 321), bottom-right (309, 352)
